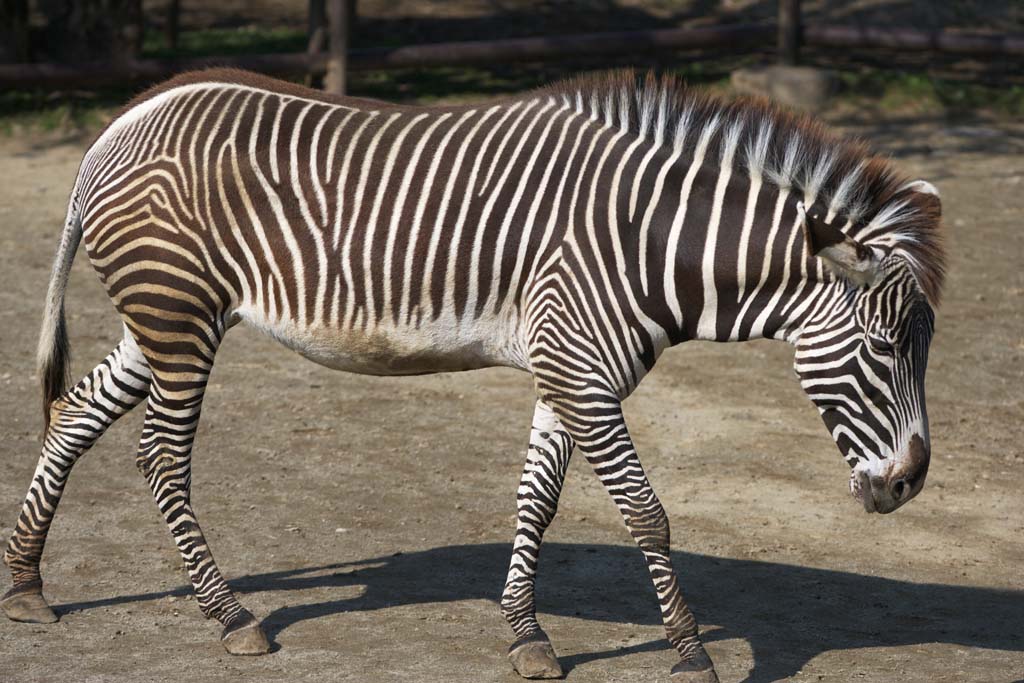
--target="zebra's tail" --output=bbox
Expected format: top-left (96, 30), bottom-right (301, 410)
top-left (38, 191), bottom-right (83, 432)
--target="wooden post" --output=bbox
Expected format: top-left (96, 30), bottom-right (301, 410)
top-left (0, 0), bottom-right (30, 63)
top-left (324, 0), bottom-right (348, 95)
top-left (309, 0), bottom-right (326, 39)
top-left (307, 0), bottom-right (327, 87)
top-left (165, 0), bottom-right (180, 52)
top-left (778, 0), bottom-right (801, 65)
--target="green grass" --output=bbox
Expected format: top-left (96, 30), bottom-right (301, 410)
top-left (349, 52), bottom-right (747, 105)
top-left (838, 70), bottom-right (1024, 117)
top-left (0, 92), bottom-right (117, 137)
top-left (142, 25), bottom-right (307, 59)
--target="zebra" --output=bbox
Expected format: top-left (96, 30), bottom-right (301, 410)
top-left (2, 69), bottom-right (944, 682)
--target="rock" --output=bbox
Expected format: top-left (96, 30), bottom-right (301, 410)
top-left (731, 65), bottom-right (837, 111)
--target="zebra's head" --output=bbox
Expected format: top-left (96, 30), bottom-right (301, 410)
top-left (794, 184), bottom-right (942, 514)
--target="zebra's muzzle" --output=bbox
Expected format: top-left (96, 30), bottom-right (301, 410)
top-left (850, 469), bottom-right (878, 513)
top-left (850, 467), bottom-right (901, 514)
top-left (879, 433), bottom-right (931, 513)
top-left (850, 435), bottom-right (930, 514)
top-left (854, 472), bottom-right (911, 515)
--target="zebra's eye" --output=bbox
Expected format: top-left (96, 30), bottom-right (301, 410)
top-left (868, 335), bottom-right (894, 355)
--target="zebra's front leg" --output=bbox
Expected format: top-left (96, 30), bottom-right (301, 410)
top-left (137, 366), bottom-right (270, 656)
top-left (550, 395), bottom-right (719, 683)
top-left (3, 337), bottom-right (151, 624)
top-left (502, 400), bottom-right (575, 679)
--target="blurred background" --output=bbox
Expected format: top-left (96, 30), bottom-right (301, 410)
top-left (0, 5), bottom-right (1022, 683)
top-left (0, 0), bottom-right (1022, 133)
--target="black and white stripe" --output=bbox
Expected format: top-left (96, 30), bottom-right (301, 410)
top-left (3, 69), bottom-right (945, 680)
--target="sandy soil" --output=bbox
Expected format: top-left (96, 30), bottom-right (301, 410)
top-left (0, 110), bottom-right (1022, 683)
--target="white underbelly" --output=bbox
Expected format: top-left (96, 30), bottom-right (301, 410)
top-left (237, 309), bottom-right (526, 375)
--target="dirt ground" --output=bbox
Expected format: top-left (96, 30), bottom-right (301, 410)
top-left (0, 105), bottom-right (1022, 683)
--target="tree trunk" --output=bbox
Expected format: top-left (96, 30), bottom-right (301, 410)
top-left (307, 0), bottom-right (327, 87)
top-left (324, 0), bottom-right (348, 95)
top-left (777, 0), bottom-right (801, 65)
top-left (0, 0), bottom-right (29, 63)
top-left (166, 0), bottom-right (180, 52)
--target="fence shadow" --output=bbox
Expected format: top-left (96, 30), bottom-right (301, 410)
top-left (55, 542), bottom-right (1023, 682)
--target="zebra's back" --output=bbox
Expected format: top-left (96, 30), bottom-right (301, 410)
top-left (76, 72), bottom-right (591, 375)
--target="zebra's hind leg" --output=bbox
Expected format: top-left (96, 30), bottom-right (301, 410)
top-left (501, 400), bottom-right (575, 679)
top-left (3, 334), bottom-right (151, 623)
top-left (547, 394), bottom-right (719, 683)
top-left (136, 357), bottom-right (270, 656)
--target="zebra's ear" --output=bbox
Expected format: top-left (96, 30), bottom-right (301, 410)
top-left (798, 201), bottom-right (880, 287)
top-left (903, 179), bottom-right (940, 199)
top-left (903, 179), bottom-right (942, 217)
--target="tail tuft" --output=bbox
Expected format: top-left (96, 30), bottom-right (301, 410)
top-left (38, 197), bottom-right (82, 433)
top-left (39, 309), bottom-right (71, 432)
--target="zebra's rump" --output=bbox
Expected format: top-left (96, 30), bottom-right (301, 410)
top-left (77, 74), bottom-right (569, 366)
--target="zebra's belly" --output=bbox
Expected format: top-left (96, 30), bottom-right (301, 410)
top-left (239, 311), bottom-right (522, 376)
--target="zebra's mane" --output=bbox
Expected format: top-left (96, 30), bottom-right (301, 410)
top-left (117, 67), bottom-right (944, 303)
top-left (540, 70), bottom-right (946, 304)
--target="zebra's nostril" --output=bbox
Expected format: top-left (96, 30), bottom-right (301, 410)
top-left (892, 479), bottom-right (907, 500)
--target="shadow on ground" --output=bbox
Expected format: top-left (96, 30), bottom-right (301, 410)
top-left (56, 543), bottom-right (1023, 682)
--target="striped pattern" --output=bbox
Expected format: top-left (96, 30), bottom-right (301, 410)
top-left (3, 69), bottom-right (944, 677)
top-left (796, 260), bottom-right (935, 512)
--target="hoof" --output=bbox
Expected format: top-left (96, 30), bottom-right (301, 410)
top-left (221, 611), bottom-right (270, 656)
top-left (670, 646), bottom-right (720, 683)
top-left (670, 668), bottom-right (719, 683)
top-left (508, 632), bottom-right (563, 679)
top-left (1, 583), bottom-right (58, 624)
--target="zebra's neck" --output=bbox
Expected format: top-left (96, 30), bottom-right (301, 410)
top-left (549, 71), bottom-right (942, 351)
top-left (593, 115), bottom-right (837, 349)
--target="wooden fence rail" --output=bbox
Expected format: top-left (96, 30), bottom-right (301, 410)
top-left (0, 24), bottom-right (774, 90)
top-left (0, 23), bottom-right (1018, 91)
top-left (804, 25), bottom-right (1024, 55)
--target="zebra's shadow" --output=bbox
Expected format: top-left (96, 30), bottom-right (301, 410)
top-left (57, 542), bottom-right (1023, 683)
